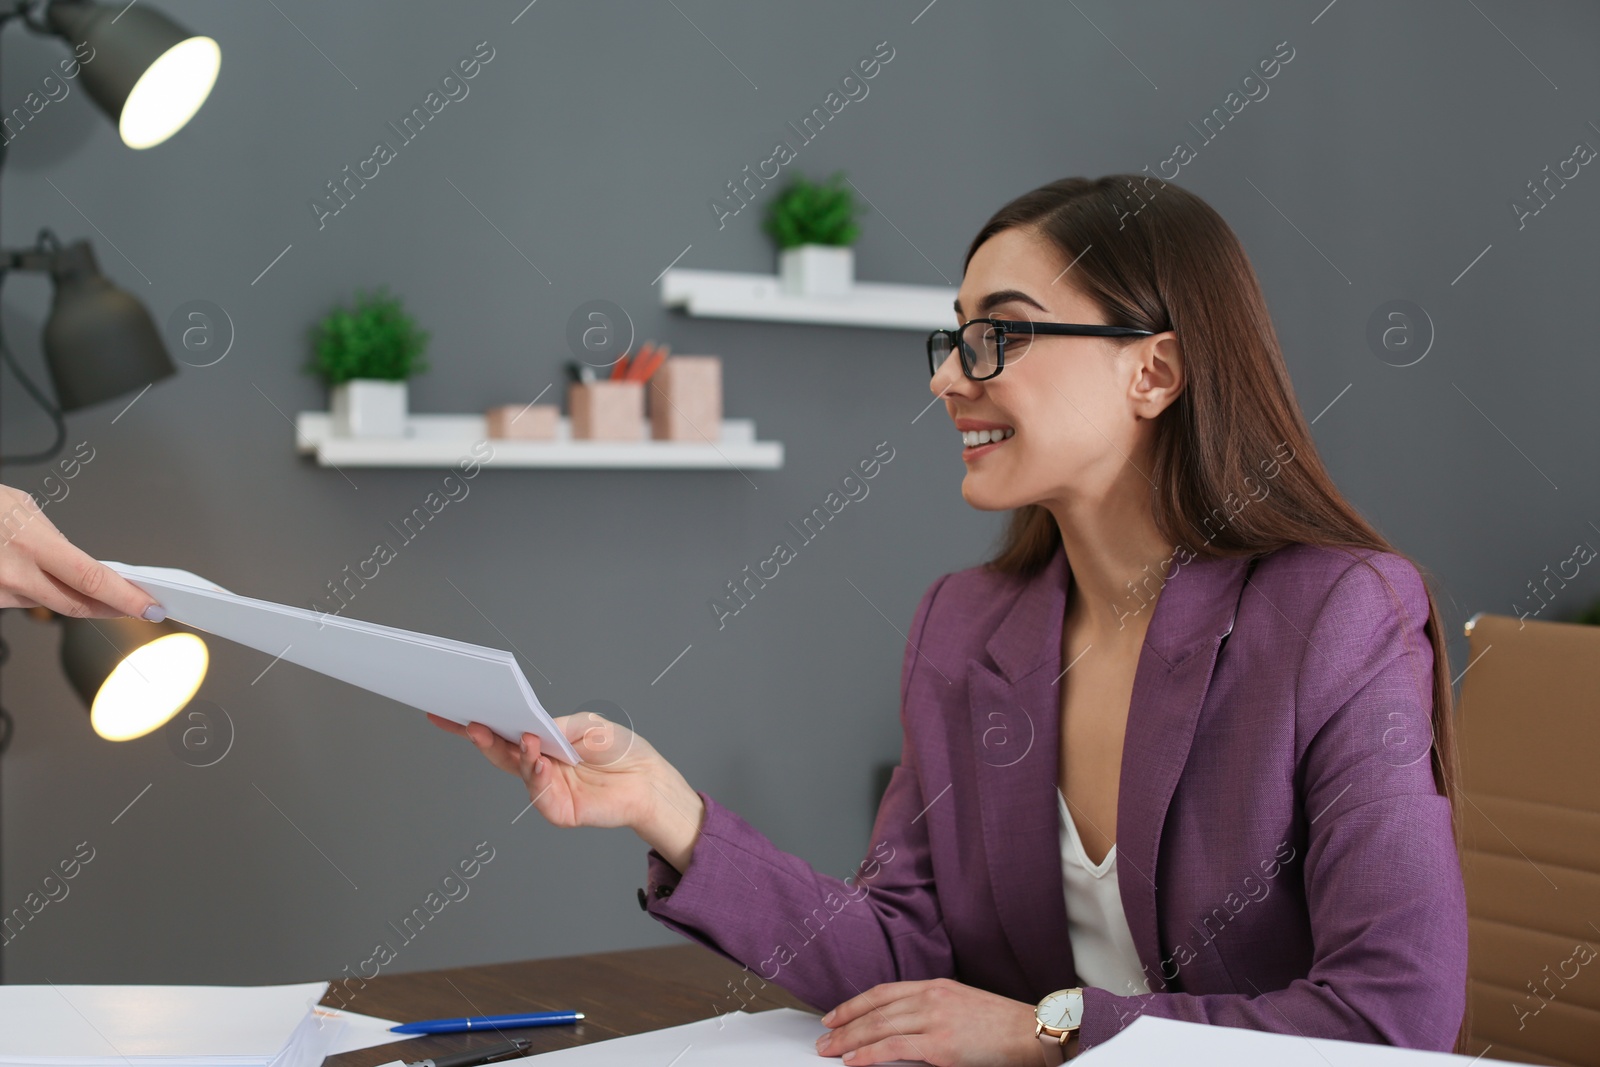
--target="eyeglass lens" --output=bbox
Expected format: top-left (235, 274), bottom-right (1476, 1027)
top-left (929, 323), bottom-right (1001, 378)
top-left (960, 321), bottom-right (1002, 378)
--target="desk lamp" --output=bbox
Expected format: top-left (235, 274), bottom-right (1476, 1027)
top-left (13, 606), bottom-right (208, 741)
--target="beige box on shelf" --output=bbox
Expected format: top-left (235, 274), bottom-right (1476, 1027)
top-left (485, 403), bottom-right (558, 440)
top-left (569, 380), bottom-right (645, 441)
top-left (650, 356), bottom-right (722, 442)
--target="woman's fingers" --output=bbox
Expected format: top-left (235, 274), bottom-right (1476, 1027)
top-left (820, 979), bottom-right (1037, 1066)
top-left (823, 983), bottom-right (924, 1030)
top-left (831, 1034), bottom-right (924, 1066)
top-left (820, 1007), bottom-right (927, 1065)
top-left (0, 483), bottom-right (159, 620)
top-left (435, 719), bottom-right (573, 822)
top-left (434, 718), bottom-right (556, 784)
top-left (0, 566), bottom-right (114, 619)
top-left (518, 732), bottom-right (542, 782)
top-left (439, 712), bottom-right (657, 831)
top-left (43, 555), bottom-right (161, 620)
top-left (463, 721), bottom-right (522, 775)
top-left (425, 712), bottom-right (468, 737)
top-left (519, 734), bottom-right (585, 827)
top-left (21, 504), bottom-right (163, 620)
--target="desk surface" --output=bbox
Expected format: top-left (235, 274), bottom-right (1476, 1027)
top-left (321, 944), bottom-right (813, 1066)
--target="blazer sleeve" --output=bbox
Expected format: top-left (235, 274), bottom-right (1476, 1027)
top-left (640, 574), bottom-right (956, 1012)
top-left (1078, 553), bottom-right (1468, 1052)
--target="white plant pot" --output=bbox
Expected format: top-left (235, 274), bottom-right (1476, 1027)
top-left (331, 379), bottom-right (408, 438)
top-left (778, 245), bottom-right (854, 297)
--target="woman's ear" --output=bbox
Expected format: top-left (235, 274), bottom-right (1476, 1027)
top-left (1129, 331), bottom-right (1183, 420)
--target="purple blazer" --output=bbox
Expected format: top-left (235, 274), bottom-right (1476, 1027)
top-left (643, 542), bottom-right (1467, 1052)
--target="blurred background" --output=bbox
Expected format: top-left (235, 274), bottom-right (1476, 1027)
top-left (0, 0), bottom-right (1595, 987)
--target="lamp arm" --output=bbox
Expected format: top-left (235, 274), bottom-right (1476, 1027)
top-left (0, 264), bottom-right (70, 466)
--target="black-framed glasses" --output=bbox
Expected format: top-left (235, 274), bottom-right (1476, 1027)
top-left (927, 318), bottom-right (1155, 381)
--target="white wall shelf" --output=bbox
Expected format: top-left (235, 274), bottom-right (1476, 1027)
top-left (294, 412), bottom-right (783, 470)
top-left (659, 268), bottom-right (956, 331)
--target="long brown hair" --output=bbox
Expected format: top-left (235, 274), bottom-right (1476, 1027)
top-left (968, 175), bottom-right (1466, 1047)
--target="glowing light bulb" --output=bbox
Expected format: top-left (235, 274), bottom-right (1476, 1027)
top-left (119, 36), bottom-right (220, 149)
top-left (90, 632), bottom-right (209, 741)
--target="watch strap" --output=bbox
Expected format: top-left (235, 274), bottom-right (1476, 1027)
top-left (1037, 1031), bottom-right (1068, 1065)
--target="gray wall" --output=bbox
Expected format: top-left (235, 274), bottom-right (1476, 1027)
top-left (2, 0), bottom-right (1596, 988)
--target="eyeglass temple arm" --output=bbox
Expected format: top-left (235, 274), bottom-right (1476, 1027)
top-left (995, 321), bottom-right (1155, 337)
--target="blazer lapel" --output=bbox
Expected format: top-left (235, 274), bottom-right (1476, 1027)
top-left (970, 543), bottom-right (1075, 995)
top-left (1115, 551), bottom-right (1255, 990)
top-left (968, 542), bottom-right (1254, 996)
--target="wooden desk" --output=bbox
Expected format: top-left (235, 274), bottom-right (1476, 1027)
top-left (321, 944), bottom-right (813, 1066)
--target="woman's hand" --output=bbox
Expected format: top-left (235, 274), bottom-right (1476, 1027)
top-left (425, 711), bottom-right (705, 872)
top-left (0, 484), bottom-right (164, 620)
top-left (816, 979), bottom-right (1047, 1066)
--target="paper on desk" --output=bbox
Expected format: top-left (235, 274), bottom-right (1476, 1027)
top-left (311, 1007), bottom-right (415, 1055)
top-left (512, 1010), bottom-right (1532, 1067)
top-left (103, 562), bottom-right (581, 764)
top-left (514, 1008), bottom-right (923, 1065)
top-left (1072, 1015), bottom-right (1526, 1066)
top-left (0, 981), bottom-right (330, 1064)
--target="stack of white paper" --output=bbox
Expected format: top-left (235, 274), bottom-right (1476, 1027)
top-left (0, 982), bottom-right (410, 1067)
top-left (1072, 1015), bottom-right (1527, 1066)
top-left (103, 561), bottom-right (581, 763)
top-left (460, 1008), bottom-right (1531, 1066)
top-left (316, 1006), bottom-right (416, 1056)
top-left (479, 1009), bottom-right (921, 1065)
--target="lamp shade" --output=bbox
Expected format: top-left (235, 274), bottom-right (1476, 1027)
top-left (42, 239), bottom-right (175, 412)
top-left (46, 1), bottom-right (220, 150)
top-left (58, 615), bottom-right (208, 741)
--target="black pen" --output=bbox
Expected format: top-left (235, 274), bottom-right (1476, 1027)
top-left (403, 1037), bottom-right (532, 1067)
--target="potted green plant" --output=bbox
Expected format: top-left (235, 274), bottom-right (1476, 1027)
top-left (307, 287), bottom-right (430, 438)
top-left (764, 171), bottom-right (864, 298)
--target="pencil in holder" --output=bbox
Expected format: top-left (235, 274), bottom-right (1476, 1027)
top-left (649, 356), bottom-right (722, 442)
top-left (569, 380), bottom-right (645, 441)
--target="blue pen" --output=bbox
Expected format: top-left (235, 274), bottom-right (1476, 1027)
top-left (390, 1009), bottom-right (584, 1035)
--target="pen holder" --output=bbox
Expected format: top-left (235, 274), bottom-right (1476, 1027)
top-left (649, 356), bottom-right (722, 442)
top-left (486, 403), bottom-right (558, 440)
top-left (569, 380), bottom-right (645, 441)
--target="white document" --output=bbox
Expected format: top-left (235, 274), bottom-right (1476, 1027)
top-left (311, 1007), bottom-right (415, 1055)
top-left (103, 562), bottom-right (581, 764)
top-left (513, 1008), bottom-right (923, 1065)
top-left (0, 980), bottom-right (330, 1065)
top-left (506, 1009), bottom-right (1529, 1067)
top-left (1073, 1015), bottom-right (1528, 1066)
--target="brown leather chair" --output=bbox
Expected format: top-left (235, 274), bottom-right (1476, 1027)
top-left (1458, 611), bottom-right (1600, 1065)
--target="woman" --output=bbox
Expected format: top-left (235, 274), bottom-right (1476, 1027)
top-left (430, 175), bottom-right (1467, 1065)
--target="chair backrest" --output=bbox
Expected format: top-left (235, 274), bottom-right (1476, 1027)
top-left (1458, 611), bottom-right (1600, 1065)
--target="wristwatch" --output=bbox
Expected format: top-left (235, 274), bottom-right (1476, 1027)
top-left (1034, 988), bottom-right (1084, 1065)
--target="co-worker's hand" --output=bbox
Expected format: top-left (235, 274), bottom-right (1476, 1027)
top-left (425, 710), bottom-right (706, 873)
top-left (816, 979), bottom-right (1048, 1066)
top-left (0, 484), bottom-right (164, 620)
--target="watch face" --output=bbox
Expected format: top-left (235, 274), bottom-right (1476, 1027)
top-left (1037, 990), bottom-right (1083, 1030)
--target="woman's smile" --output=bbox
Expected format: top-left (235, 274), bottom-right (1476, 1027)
top-left (962, 431), bottom-right (1012, 461)
top-left (956, 417), bottom-right (1015, 460)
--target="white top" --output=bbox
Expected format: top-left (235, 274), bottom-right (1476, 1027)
top-left (1057, 789), bottom-right (1147, 996)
